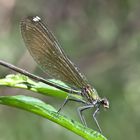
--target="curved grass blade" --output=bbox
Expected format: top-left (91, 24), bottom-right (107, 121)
top-left (0, 74), bottom-right (82, 100)
top-left (0, 95), bottom-right (107, 140)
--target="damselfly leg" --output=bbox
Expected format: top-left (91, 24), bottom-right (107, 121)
top-left (58, 96), bottom-right (86, 112)
top-left (77, 104), bottom-right (102, 133)
top-left (77, 104), bottom-right (94, 126)
top-left (93, 107), bottom-right (102, 133)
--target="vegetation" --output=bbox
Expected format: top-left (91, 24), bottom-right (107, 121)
top-left (0, 0), bottom-right (139, 139)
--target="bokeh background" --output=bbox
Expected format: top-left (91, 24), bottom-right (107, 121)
top-left (0, 0), bottom-right (140, 140)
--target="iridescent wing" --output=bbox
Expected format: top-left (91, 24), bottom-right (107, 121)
top-left (20, 16), bottom-right (88, 89)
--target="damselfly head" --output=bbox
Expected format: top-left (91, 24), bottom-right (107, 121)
top-left (100, 98), bottom-right (109, 109)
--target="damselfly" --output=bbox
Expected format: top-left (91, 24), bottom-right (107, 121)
top-left (0, 16), bottom-right (109, 133)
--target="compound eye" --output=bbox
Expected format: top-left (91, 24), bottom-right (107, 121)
top-left (101, 98), bottom-right (109, 108)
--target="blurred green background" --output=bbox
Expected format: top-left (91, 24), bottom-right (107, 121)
top-left (0, 0), bottom-right (140, 140)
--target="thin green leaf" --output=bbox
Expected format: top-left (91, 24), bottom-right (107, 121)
top-left (0, 74), bottom-right (83, 100)
top-left (0, 95), bottom-right (107, 140)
